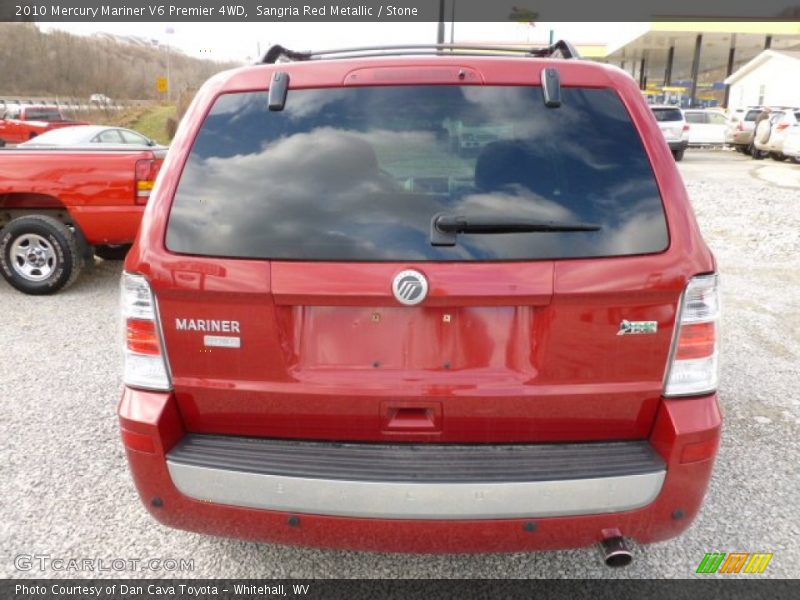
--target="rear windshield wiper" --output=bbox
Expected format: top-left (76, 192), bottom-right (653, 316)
top-left (430, 213), bottom-right (601, 246)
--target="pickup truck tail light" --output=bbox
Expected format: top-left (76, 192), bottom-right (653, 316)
top-left (664, 274), bottom-right (720, 397)
top-left (776, 123), bottom-right (790, 131)
top-left (135, 159), bottom-right (158, 205)
top-left (121, 272), bottom-right (171, 391)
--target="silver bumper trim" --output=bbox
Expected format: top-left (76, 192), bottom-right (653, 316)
top-left (166, 461), bottom-right (666, 520)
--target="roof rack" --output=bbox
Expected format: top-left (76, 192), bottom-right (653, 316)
top-left (261, 40), bottom-right (580, 64)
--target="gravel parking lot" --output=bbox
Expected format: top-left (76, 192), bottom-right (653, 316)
top-left (1, 150), bottom-right (798, 579)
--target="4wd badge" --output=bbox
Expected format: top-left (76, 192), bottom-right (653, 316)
top-left (617, 320), bottom-right (658, 335)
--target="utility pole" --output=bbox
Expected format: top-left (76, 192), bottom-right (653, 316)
top-left (165, 26), bottom-right (174, 104)
top-left (437, 0), bottom-right (445, 44)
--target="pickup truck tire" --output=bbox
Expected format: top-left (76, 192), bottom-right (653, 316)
top-left (0, 215), bottom-right (83, 295)
top-left (95, 244), bottom-right (131, 261)
top-left (672, 148), bottom-right (685, 161)
top-left (0, 139), bottom-right (5, 147)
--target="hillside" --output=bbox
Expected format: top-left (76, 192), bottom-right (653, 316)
top-left (0, 23), bottom-right (237, 100)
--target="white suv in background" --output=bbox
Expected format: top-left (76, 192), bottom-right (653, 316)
top-left (651, 105), bottom-right (689, 161)
top-left (753, 108), bottom-right (800, 161)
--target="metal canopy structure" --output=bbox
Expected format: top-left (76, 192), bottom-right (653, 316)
top-left (602, 23), bottom-right (800, 107)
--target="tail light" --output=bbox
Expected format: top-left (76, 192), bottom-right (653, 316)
top-left (664, 274), bottom-right (720, 397)
top-left (682, 124), bottom-right (690, 131)
top-left (135, 159), bottom-right (158, 205)
top-left (121, 272), bottom-right (171, 390)
top-left (776, 123), bottom-right (790, 131)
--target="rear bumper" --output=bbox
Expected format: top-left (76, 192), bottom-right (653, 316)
top-left (667, 140), bottom-right (689, 151)
top-left (118, 388), bottom-right (721, 553)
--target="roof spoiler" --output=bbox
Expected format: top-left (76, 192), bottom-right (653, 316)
top-left (261, 40), bottom-right (580, 64)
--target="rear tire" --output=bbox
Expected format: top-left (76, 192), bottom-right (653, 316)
top-left (0, 138), bottom-right (6, 147)
top-left (94, 244), bottom-right (131, 261)
top-left (672, 148), bottom-right (685, 161)
top-left (0, 215), bottom-right (83, 295)
top-left (770, 153), bottom-right (787, 162)
top-left (751, 145), bottom-right (766, 160)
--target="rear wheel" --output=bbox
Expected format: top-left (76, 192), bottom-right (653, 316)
top-left (0, 215), bottom-right (83, 295)
top-left (751, 144), bottom-right (766, 159)
top-left (672, 148), bottom-right (685, 161)
top-left (94, 244), bottom-right (131, 261)
top-left (770, 153), bottom-right (787, 162)
top-left (0, 138), bottom-right (5, 147)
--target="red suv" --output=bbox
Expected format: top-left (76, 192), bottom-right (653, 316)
top-left (118, 42), bottom-right (721, 565)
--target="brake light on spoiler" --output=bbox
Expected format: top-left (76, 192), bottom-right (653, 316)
top-left (664, 274), bottom-right (720, 397)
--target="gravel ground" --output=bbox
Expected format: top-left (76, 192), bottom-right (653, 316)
top-left (1, 150), bottom-right (798, 579)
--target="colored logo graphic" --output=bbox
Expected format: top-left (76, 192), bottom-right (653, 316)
top-left (696, 552), bottom-right (773, 574)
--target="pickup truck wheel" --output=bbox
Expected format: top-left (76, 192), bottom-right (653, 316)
top-left (672, 148), bottom-right (685, 161)
top-left (0, 215), bottom-right (83, 295)
top-left (94, 244), bottom-right (131, 261)
top-left (0, 139), bottom-right (5, 147)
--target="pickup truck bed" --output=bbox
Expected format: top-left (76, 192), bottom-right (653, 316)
top-left (0, 146), bottom-right (165, 294)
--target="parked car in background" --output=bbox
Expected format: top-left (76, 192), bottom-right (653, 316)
top-left (651, 105), bottom-right (689, 160)
top-left (19, 125), bottom-right (163, 149)
top-left (90, 93), bottom-right (112, 106)
top-left (0, 144), bottom-right (166, 293)
top-left (782, 122), bottom-right (800, 163)
top-left (752, 108), bottom-right (800, 161)
top-left (725, 106), bottom-right (765, 153)
top-left (683, 109), bottom-right (727, 146)
top-left (0, 104), bottom-right (88, 145)
top-left (118, 43), bottom-right (721, 560)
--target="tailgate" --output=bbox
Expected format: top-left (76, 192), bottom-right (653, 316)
top-left (156, 254), bottom-right (680, 443)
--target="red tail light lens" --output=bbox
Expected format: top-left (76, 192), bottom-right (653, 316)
top-left (126, 318), bottom-right (161, 355)
top-left (675, 321), bottom-right (717, 360)
top-left (776, 123), bottom-right (790, 131)
top-left (683, 124), bottom-right (690, 131)
top-left (121, 272), bottom-right (171, 391)
top-left (664, 274), bottom-right (720, 397)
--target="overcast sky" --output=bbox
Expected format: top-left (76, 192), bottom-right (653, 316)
top-left (40, 22), bottom-right (647, 63)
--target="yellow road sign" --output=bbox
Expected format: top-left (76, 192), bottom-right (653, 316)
top-left (157, 77), bottom-right (168, 94)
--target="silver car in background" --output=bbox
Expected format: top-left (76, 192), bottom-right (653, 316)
top-left (651, 105), bottom-right (689, 161)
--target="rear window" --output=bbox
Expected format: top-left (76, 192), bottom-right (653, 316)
top-left (684, 112), bottom-right (705, 124)
top-left (652, 108), bottom-right (683, 122)
top-left (166, 86), bottom-right (668, 261)
top-left (25, 108), bottom-right (62, 121)
top-left (745, 109), bottom-right (762, 121)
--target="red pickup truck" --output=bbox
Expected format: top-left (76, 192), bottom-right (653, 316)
top-left (0, 147), bottom-right (165, 294)
top-left (0, 104), bottom-right (88, 145)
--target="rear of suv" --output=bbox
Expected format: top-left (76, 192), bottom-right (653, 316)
top-left (118, 43), bottom-right (721, 562)
top-left (650, 105), bottom-right (690, 160)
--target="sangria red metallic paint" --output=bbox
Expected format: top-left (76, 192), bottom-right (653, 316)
top-left (119, 52), bottom-right (721, 553)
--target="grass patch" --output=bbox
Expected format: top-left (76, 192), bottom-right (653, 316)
top-left (96, 104), bottom-right (177, 145)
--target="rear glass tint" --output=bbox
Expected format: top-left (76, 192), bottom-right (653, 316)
top-left (745, 109), bottom-right (762, 121)
top-left (684, 112), bottom-right (705, 124)
top-left (652, 108), bottom-right (683, 122)
top-left (167, 86), bottom-right (668, 261)
top-left (25, 108), bottom-right (61, 121)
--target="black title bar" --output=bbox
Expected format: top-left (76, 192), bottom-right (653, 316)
top-left (2, 0), bottom-right (800, 22)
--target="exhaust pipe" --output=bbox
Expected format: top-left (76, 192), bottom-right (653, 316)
top-left (600, 533), bottom-right (633, 568)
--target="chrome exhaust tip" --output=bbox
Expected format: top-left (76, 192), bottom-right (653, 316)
top-left (601, 535), bottom-right (633, 568)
